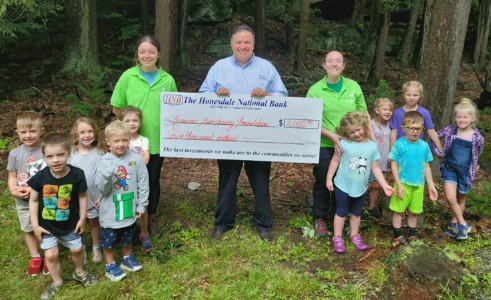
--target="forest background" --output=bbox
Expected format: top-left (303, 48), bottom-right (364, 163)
top-left (0, 0), bottom-right (491, 299)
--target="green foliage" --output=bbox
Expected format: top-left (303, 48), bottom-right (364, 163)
top-left (66, 71), bottom-right (109, 118)
top-left (0, 137), bottom-right (15, 151)
top-left (367, 79), bottom-right (396, 103)
top-left (0, 0), bottom-right (62, 52)
top-left (466, 181), bottom-right (491, 217)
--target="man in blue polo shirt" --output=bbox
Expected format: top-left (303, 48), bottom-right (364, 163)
top-left (200, 24), bottom-right (288, 241)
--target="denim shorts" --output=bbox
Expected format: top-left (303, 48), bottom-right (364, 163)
top-left (334, 186), bottom-right (366, 217)
top-left (441, 162), bottom-right (471, 194)
top-left (101, 224), bottom-right (135, 249)
top-left (41, 230), bottom-right (83, 250)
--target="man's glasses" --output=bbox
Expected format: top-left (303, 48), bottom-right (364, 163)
top-left (404, 126), bottom-right (424, 132)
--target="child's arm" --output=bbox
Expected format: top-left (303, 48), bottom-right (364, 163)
top-left (365, 111), bottom-right (377, 143)
top-left (76, 191), bottom-right (88, 234)
top-left (427, 128), bottom-right (443, 157)
top-left (390, 160), bottom-right (405, 200)
top-left (390, 129), bottom-right (397, 149)
top-left (96, 160), bottom-right (116, 196)
top-left (326, 151), bottom-right (341, 192)
top-left (135, 159), bottom-right (149, 218)
top-left (141, 150), bottom-right (150, 165)
top-left (8, 171), bottom-right (29, 199)
top-left (371, 161), bottom-right (395, 196)
top-left (28, 189), bottom-right (50, 242)
top-left (424, 163), bottom-right (438, 201)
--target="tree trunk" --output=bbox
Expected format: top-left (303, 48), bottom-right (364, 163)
top-left (472, 0), bottom-right (491, 67)
top-left (254, 0), bottom-right (266, 57)
top-left (368, 10), bottom-right (390, 85)
top-left (418, 0), bottom-right (472, 129)
top-left (62, 0), bottom-right (100, 75)
top-left (294, 0), bottom-right (310, 73)
top-left (284, 0), bottom-right (295, 58)
top-left (139, 0), bottom-right (150, 34)
top-left (398, 0), bottom-right (420, 63)
top-left (155, 0), bottom-right (179, 74)
top-left (412, 0), bottom-right (426, 68)
top-left (351, 0), bottom-right (366, 26)
top-left (178, 0), bottom-right (189, 65)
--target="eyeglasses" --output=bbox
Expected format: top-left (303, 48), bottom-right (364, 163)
top-left (404, 126), bottom-right (424, 132)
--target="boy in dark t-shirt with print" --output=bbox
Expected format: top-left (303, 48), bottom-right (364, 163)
top-left (28, 133), bottom-right (97, 300)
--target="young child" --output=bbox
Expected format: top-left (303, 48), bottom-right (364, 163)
top-left (118, 106), bottom-right (150, 165)
top-left (430, 98), bottom-right (484, 240)
top-left (69, 117), bottom-right (106, 263)
top-left (389, 81), bottom-right (443, 154)
top-left (117, 106), bottom-right (153, 251)
top-left (367, 98), bottom-right (394, 218)
top-left (27, 133), bottom-right (97, 299)
top-left (7, 111), bottom-right (48, 276)
top-left (389, 111), bottom-right (438, 246)
top-left (96, 120), bottom-right (149, 282)
top-left (326, 112), bottom-right (394, 254)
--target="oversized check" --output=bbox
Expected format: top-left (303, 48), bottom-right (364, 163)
top-left (160, 92), bottom-right (323, 163)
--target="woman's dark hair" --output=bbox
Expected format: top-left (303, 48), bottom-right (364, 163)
top-left (134, 35), bottom-right (161, 66)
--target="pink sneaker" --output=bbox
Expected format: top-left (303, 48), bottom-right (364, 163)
top-left (332, 236), bottom-right (346, 254)
top-left (350, 234), bottom-right (369, 251)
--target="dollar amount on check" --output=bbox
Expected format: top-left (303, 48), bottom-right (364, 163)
top-left (160, 92), bottom-right (323, 163)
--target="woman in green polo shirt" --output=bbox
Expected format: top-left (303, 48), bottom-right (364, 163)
top-left (306, 50), bottom-right (368, 238)
top-left (111, 35), bottom-right (177, 243)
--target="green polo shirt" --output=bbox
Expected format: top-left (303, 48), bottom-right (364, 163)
top-left (306, 75), bottom-right (366, 148)
top-left (111, 65), bottom-right (177, 154)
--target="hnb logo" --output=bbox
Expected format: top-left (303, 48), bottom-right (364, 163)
top-left (162, 94), bottom-right (183, 105)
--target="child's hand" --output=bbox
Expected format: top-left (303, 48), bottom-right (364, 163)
top-left (435, 149), bottom-right (444, 158)
top-left (326, 179), bottom-right (334, 192)
top-left (382, 185), bottom-right (395, 197)
top-left (136, 212), bottom-right (141, 219)
top-left (11, 186), bottom-right (30, 200)
top-left (33, 226), bottom-right (50, 243)
top-left (429, 186), bottom-right (438, 201)
top-left (75, 220), bottom-right (85, 235)
top-left (396, 184), bottom-right (406, 200)
top-left (94, 198), bottom-right (100, 210)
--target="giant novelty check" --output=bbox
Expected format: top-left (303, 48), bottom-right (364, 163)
top-left (160, 92), bottom-right (323, 163)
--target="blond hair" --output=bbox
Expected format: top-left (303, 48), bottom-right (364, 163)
top-left (453, 98), bottom-right (479, 129)
top-left (337, 111), bottom-right (371, 142)
top-left (16, 111), bottom-right (43, 129)
top-left (403, 111), bottom-right (424, 126)
top-left (402, 80), bottom-right (424, 103)
top-left (70, 117), bottom-right (106, 153)
top-left (373, 98), bottom-right (394, 124)
top-left (104, 120), bottom-right (131, 139)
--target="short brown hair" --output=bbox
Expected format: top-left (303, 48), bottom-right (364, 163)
top-left (16, 111), bottom-right (43, 129)
top-left (42, 133), bottom-right (71, 155)
top-left (403, 111), bottom-right (424, 126)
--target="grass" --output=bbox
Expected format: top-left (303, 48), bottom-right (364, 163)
top-left (1, 179), bottom-right (490, 299)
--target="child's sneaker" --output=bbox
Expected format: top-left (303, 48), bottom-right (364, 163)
top-left (393, 235), bottom-right (406, 247)
top-left (27, 257), bottom-right (43, 276)
top-left (349, 234), bottom-right (369, 251)
top-left (368, 208), bottom-right (382, 219)
top-left (140, 234), bottom-right (153, 252)
top-left (456, 223), bottom-right (471, 241)
top-left (43, 258), bottom-right (49, 275)
top-left (315, 218), bottom-right (328, 237)
top-left (444, 222), bottom-right (457, 237)
top-left (72, 270), bottom-right (97, 287)
top-left (121, 255), bottom-right (143, 272)
top-left (105, 262), bottom-right (127, 282)
top-left (41, 282), bottom-right (62, 300)
top-left (91, 248), bottom-right (103, 264)
top-left (332, 236), bottom-right (346, 254)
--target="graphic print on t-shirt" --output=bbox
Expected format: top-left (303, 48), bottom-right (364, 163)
top-left (18, 157), bottom-right (47, 186)
top-left (349, 156), bottom-right (368, 175)
top-left (42, 184), bottom-right (72, 221)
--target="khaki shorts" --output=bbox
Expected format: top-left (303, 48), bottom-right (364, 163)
top-left (16, 204), bottom-right (33, 233)
top-left (389, 183), bottom-right (424, 214)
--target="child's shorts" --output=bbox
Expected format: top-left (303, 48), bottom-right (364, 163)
top-left (15, 203), bottom-right (32, 233)
top-left (41, 230), bottom-right (83, 250)
top-left (87, 207), bottom-right (99, 219)
top-left (101, 224), bottom-right (135, 249)
top-left (389, 183), bottom-right (424, 214)
top-left (441, 162), bottom-right (471, 194)
top-left (368, 171), bottom-right (375, 183)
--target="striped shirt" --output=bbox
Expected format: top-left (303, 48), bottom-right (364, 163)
top-left (199, 55), bottom-right (288, 96)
